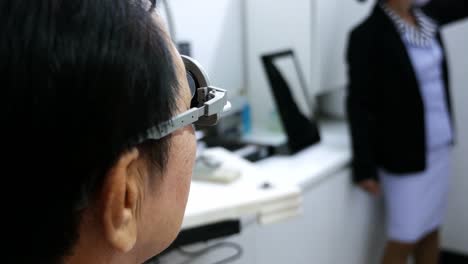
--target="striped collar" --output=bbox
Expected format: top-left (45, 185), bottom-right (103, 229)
top-left (380, 3), bottom-right (438, 48)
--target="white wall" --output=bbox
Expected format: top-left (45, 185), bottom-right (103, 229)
top-left (162, 0), bottom-right (374, 123)
top-left (244, 0), bottom-right (374, 126)
top-left (442, 19), bottom-right (468, 254)
top-left (245, 0), bottom-right (317, 126)
top-left (317, 0), bottom-right (373, 93)
top-left (161, 0), bottom-right (374, 119)
top-left (161, 0), bottom-right (245, 95)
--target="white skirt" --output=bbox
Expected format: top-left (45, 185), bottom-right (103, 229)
top-left (379, 147), bottom-right (452, 243)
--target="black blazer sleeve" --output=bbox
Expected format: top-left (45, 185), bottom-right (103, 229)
top-left (423, 0), bottom-right (468, 25)
top-left (346, 30), bottom-right (379, 183)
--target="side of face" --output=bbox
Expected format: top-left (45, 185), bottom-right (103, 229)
top-left (92, 14), bottom-right (197, 264)
top-left (137, 124), bottom-right (196, 258)
top-left (134, 18), bottom-right (197, 260)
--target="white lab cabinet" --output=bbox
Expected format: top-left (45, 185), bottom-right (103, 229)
top-left (254, 169), bottom-right (386, 264)
top-left (160, 168), bottom-right (386, 264)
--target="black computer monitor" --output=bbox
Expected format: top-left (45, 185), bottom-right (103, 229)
top-left (261, 50), bottom-right (320, 154)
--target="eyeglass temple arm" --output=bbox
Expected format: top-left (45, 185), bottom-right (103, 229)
top-left (148, 107), bottom-right (205, 140)
top-left (141, 87), bottom-right (230, 140)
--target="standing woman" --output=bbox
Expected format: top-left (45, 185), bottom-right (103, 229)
top-left (346, 0), bottom-right (468, 263)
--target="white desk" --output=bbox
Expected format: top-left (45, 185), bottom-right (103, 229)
top-left (182, 148), bottom-right (302, 229)
top-left (182, 120), bottom-right (351, 230)
top-left (256, 121), bottom-right (351, 191)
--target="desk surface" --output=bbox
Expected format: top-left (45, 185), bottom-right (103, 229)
top-left (182, 120), bottom-right (351, 230)
top-left (182, 148), bottom-right (301, 229)
top-left (256, 120), bottom-right (351, 191)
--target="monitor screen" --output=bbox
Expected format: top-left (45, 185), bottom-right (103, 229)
top-left (272, 56), bottom-right (314, 119)
top-left (261, 50), bottom-right (320, 154)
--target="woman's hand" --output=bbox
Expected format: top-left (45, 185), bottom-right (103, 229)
top-left (359, 179), bottom-right (381, 197)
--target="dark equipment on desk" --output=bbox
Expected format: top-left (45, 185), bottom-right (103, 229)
top-left (167, 220), bottom-right (241, 250)
top-left (146, 220), bottom-right (242, 263)
top-left (261, 50), bottom-right (321, 154)
top-left (200, 97), bottom-right (278, 162)
top-left (201, 97), bottom-right (248, 142)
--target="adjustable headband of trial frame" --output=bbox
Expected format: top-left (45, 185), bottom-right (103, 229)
top-left (131, 57), bottom-right (231, 142)
top-left (181, 55), bottom-right (231, 125)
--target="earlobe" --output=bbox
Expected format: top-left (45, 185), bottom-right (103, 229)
top-left (100, 148), bottom-right (141, 253)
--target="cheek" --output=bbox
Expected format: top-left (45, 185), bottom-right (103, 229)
top-left (169, 130), bottom-right (196, 205)
top-left (179, 133), bottom-right (196, 198)
top-left (138, 129), bottom-right (196, 255)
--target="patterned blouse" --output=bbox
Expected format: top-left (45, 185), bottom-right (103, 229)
top-left (381, 3), bottom-right (438, 48)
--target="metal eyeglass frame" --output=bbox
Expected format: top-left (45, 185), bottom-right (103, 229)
top-left (132, 55), bottom-right (231, 144)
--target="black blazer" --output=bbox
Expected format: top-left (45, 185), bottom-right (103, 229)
top-left (346, 0), bottom-right (468, 183)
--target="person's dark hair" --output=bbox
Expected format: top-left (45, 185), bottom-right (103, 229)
top-left (0, 0), bottom-right (179, 263)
